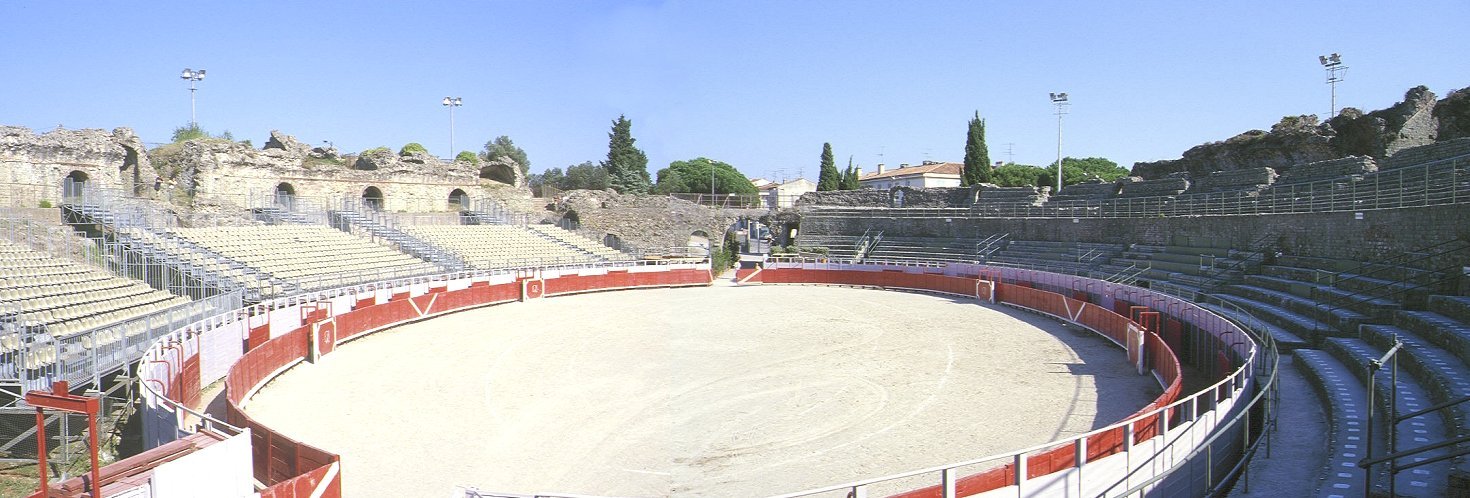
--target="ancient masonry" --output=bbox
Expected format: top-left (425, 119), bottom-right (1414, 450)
top-left (1, 127), bottom-right (524, 214)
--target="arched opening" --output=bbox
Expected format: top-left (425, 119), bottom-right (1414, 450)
top-left (559, 210), bottom-right (580, 230)
top-left (480, 164), bottom-right (517, 186)
top-left (362, 186), bottom-right (385, 211)
top-left (448, 188), bottom-right (469, 210)
top-left (602, 233), bottom-right (623, 250)
top-left (275, 183), bottom-right (296, 210)
top-left (63, 170), bottom-right (90, 200)
top-left (688, 230), bottom-right (710, 251)
top-left (122, 145), bottom-right (142, 195)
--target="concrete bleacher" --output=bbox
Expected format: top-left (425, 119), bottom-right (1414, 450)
top-left (972, 185), bottom-right (1047, 207)
top-left (985, 240), bottom-right (1124, 276)
top-left (1185, 167), bottom-right (1278, 194)
top-left (169, 225), bottom-right (441, 286)
top-left (1276, 156), bottom-right (1377, 185)
top-left (1044, 180), bottom-right (1118, 204)
top-left (404, 224), bottom-right (625, 269)
top-left (1117, 176), bottom-right (1190, 198)
top-left (864, 236), bottom-right (990, 264)
top-left (524, 224), bottom-right (634, 262)
top-left (1381, 137), bottom-right (1470, 171)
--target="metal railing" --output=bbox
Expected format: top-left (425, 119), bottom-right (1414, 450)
top-left (803, 154), bottom-right (1469, 219)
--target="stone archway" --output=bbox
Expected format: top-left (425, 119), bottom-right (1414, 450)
top-left (448, 188), bottom-right (469, 210)
top-left (480, 163), bottom-right (517, 186)
top-left (63, 170), bottom-right (90, 200)
top-left (362, 186), bottom-right (385, 211)
top-left (688, 230), bottom-right (710, 251)
top-left (275, 183), bottom-right (296, 210)
top-left (602, 233), bottom-right (623, 250)
top-left (560, 210), bottom-right (580, 230)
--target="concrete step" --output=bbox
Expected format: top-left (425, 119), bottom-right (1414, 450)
top-left (1204, 292), bottom-right (1340, 343)
top-left (1293, 349), bottom-right (1378, 497)
top-left (1394, 310), bottom-right (1470, 368)
top-left (1224, 284), bottom-right (1368, 331)
top-left (1197, 301), bottom-right (1309, 350)
top-left (1429, 295), bottom-right (1470, 325)
top-left (1322, 337), bottom-right (1457, 496)
top-left (1360, 324), bottom-right (1470, 438)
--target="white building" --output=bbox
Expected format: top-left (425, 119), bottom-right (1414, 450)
top-left (858, 161), bottom-right (963, 190)
top-left (757, 178), bottom-right (816, 208)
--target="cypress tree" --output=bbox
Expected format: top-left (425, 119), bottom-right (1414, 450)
top-left (816, 142), bottom-right (840, 191)
top-left (602, 115), bottom-right (651, 194)
top-left (963, 111), bottom-right (992, 185)
top-left (840, 156), bottom-right (861, 190)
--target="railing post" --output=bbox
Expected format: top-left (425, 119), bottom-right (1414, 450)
top-left (1015, 452), bottom-right (1027, 496)
top-left (942, 467), bottom-right (957, 498)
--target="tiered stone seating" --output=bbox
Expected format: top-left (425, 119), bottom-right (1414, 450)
top-left (169, 225), bottom-right (440, 285)
top-left (865, 236), bottom-right (989, 264)
top-left (794, 234), bottom-right (862, 260)
top-left (0, 240), bottom-right (187, 372)
top-left (972, 185), bottom-right (1046, 207)
top-left (1293, 349), bottom-right (1376, 496)
top-left (1380, 138), bottom-right (1470, 171)
top-left (985, 240), bottom-right (1124, 275)
top-left (1277, 156), bottom-right (1377, 184)
top-left (524, 225), bottom-right (634, 262)
top-left (1045, 180), bottom-right (1118, 204)
top-left (1117, 176), bottom-right (1190, 198)
top-left (1184, 167), bottom-right (1278, 194)
top-left (1321, 337), bottom-right (1456, 495)
top-left (404, 225), bottom-right (606, 269)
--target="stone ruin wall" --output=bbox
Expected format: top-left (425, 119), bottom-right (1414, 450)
top-left (0, 126), bottom-right (528, 219)
top-left (1132, 85), bottom-right (1470, 179)
top-left (553, 189), bottom-right (740, 252)
top-left (0, 126), bottom-right (149, 205)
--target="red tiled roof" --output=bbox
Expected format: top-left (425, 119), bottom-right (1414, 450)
top-left (860, 162), bottom-right (962, 181)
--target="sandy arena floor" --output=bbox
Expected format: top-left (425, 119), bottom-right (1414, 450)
top-left (244, 285), bottom-right (1161, 497)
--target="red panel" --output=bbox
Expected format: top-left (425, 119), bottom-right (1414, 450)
top-left (247, 324), bottom-right (270, 351)
top-left (180, 354), bottom-right (201, 408)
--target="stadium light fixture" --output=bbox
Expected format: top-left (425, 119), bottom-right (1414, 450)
top-left (180, 68), bottom-right (206, 127)
top-left (1319, 53), bottom-right (1347, 118)
top-left (1050, 92), bottom-right (1070, 194)
top-left (442, 96), bottom-right (463, 156)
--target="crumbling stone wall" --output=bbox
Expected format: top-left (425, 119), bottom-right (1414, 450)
top-left (155, 131), bottom-right (510, 214)
top-left (1188, 167), bottom-right (1277, 193)
top-left (554, 189), bottom-right (739, 251)
top-left (1132, 85), bottom-right (1470, 180)
top-left (1277, 156), bottom-right (1377, 183)
top-left (0, 126), bottom-right (150, 202)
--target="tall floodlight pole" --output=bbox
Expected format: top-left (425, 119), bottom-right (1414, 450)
top-left (1050, 92), bottom-right (1070, 194)
top-left (1319, 53), bottom-right (1347, 118)
top-left (180, 68), bottom-right (206, 127)
top-left (442, 96), bottom-right (463, 155)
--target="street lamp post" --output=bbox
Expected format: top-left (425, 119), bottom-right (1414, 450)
top-left (1049, 92), bottom-right (1069, 194)
top-left (1319, 53), bottom-right (1347, 118)
top-left (442, 96), bottom-right (463, 155)
top-left (180, 68), bottom-right (206, 127)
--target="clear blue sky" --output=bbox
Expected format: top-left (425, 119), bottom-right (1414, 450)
top-left (3, 1), bottom-right (1466, 182)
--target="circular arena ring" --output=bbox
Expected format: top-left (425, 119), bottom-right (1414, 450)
top-left (136, 258), bottom-right (1278, 498)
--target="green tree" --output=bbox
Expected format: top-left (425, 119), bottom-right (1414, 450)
top-left (565, 161), bottom-right (611, 191)
top-left (481, 135), bottom-right (530, 174)
top-left (962, 111), bottom-right (992, 185)
top-left (1040, 157), bottom-right (1128, 188)
top-left (399, 142), bottom-right (428, 156)
top-left (990, 163), bottom-right (1049, 187)
top-left (840, 156), bottom-right (861, 190)
top-left (171, 123), bottom-right (209, 142)
top-left (654, 158), bottom-right (757, 195)
top-left (601, 115), bottom-right (651, 194)
top-left (455, 151), bottom-right (480, 164)
top-left (530, 167), bottom-right (567, 196)
top-left (816, 142), bottom-right (840, 191)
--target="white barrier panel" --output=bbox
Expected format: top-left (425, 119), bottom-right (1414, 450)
top-left (410, 282), bottom-right (429, 297)
top-left (150, 429), bottom-right (254, 498)
top-left (330, 295), bottom-right (353, 317)
top-left (579, 267), bottom-right (609, 276)
top-left (268, 305), bottom-right (301, 339)
top-left (374, 287), bottom-right (391, 303)
top-left (447, 277), bottom-right (472, 292)
top-left (489, 273), bottom-right (516, 286)
top-left (200, 321), bottom-right (244, 388)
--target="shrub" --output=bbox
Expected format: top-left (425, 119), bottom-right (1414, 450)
top-left (399, 143), bottom-right (428, 156)
top-left (363, 147), bottom-right (391, 156)
top-left (38, 200), bottom-right (52, 208)
top-left (455, 151), bottom-right (480, 164)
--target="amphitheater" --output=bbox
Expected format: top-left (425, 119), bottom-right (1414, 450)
top-left (0, 90), bottom-right (1468, 498)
